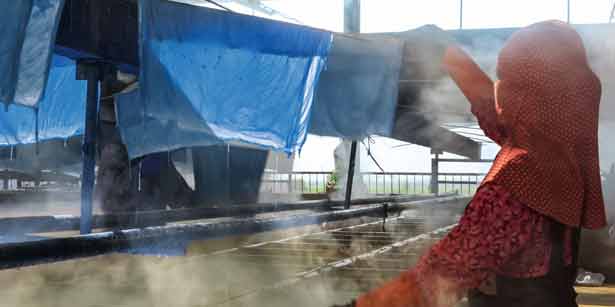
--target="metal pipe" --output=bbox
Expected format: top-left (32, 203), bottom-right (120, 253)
top-left (567, 0), bottom-right (571, 24)
top-left (459, 0), bottom-right (464, 29)
top-left (344, 141), bottom-right (358, 209)
top-left (343, 1), bottom-right (360, 221)
top-left (343, 0), bottom-right (360, 34)
top-left (431, 152), bottom-right (440, 195)
top-left (78, 63), bottom-right (100, 234)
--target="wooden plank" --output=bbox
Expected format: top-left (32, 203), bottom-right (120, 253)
top-left (578, 285), bottom-right (615, 307)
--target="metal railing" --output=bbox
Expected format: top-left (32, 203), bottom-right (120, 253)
top-left (261, 171), bottom-right (486, 196)
top-left (261, 172), bottom-right (333, 194)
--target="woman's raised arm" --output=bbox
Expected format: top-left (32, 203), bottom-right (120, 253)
top-left (443, 46), bottom-right (505, 145)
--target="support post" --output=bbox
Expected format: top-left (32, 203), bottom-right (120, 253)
top-left (431, 149), bottom-right (442, 196)
top-left (77, 61), bottom-right (102, 234)
top-left (459, 0), bottom-right (464, 29)
top-left (344, 141), bottom-right (358, 209)
top-left (2, 170), bottom-right (7, 190)
top-left (566, 0), bottom-right (571, 24)
top-left (343, 0), bottom-right (360, 33)
top-left (34, 169), bottom-right (41, 188)
top-left (343, 0), bottom-right (360, 210)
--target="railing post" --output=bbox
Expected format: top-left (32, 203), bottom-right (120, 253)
top-left (344, 0), bottom-right (360, 33)
top-left (431, 149), bottom-right (442, 196)
top-left (459, 0), bottom-right (464, 29)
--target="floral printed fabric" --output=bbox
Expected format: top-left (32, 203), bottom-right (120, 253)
top-left (412, 184), bottom-right (572, 306)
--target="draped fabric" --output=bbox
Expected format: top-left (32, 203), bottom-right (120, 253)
top-left (0, 0), bottom-right (65, 108)
top-left (116, 0), bottom-right (332, 159)
top-left (308, 34), bottom-right (403, 139)
top-left (0, 55), bottom-right (86, 146)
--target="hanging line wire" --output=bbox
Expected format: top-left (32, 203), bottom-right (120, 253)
top-left (202, 0), bottom-right (234, 12)
top-left (361, 137), bottom-right (385, 173)
top-left (34, 108), bottom-right (40, 155)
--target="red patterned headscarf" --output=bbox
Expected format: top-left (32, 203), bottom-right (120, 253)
top-left (485, 20), bottom-right (605, 229)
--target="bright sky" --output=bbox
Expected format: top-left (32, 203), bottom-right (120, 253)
top-left (263, 0), bottom-right (614, 32)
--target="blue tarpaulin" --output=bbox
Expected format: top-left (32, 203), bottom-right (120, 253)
top-left (116, 0), bottom-right (332, 159)
top-left (0, 55), bottom-right (87, 146)
top-left (309, 34), bottom-right (403, 139)
top-left (0, 0), bottom-right (65, 108)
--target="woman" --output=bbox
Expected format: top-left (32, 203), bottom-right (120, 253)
top-left (342, 20), bottom-right (606, 307)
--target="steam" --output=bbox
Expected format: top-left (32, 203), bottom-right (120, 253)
top-left (414, 32), bottom-right (506, 127)
top-left (330, 140), bottom-right (369, 200)
top-left (0, 217), bottom-right (372, 307)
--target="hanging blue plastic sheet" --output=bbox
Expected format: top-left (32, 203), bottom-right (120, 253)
top-left (0, 0), bottom-right (65, 108)
top-left (116, 0), bottom-right (332, 159)
top-left (0, 55), bottom-right (86, 146)
top-left (309, 34), bottom-right (403, 139)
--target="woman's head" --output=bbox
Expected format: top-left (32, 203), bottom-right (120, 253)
top-left (494, 21), bottom-right (600, 141)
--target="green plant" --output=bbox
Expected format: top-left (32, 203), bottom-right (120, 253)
top-left (326, 172), bottom-right (338, 193)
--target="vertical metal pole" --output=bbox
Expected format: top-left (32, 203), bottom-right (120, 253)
top-left (459, 0), bottom-right (464, 29)
top-left (344, 141), bottom-right (358, 209)
top-left (431, 151), bottom-right (440, 196)
top-left (343, 0), bottom-right (360, 33)
top-left (343, 0), bottom-right (360, 209)
top-left (226, 144), bottom-right (231, 203)
top-left (79, 63), bottom-right (99, 234)
top-left (566, 0), bottom-right (571, 23)
top-left (2, 171), bottom-right (7, 190)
